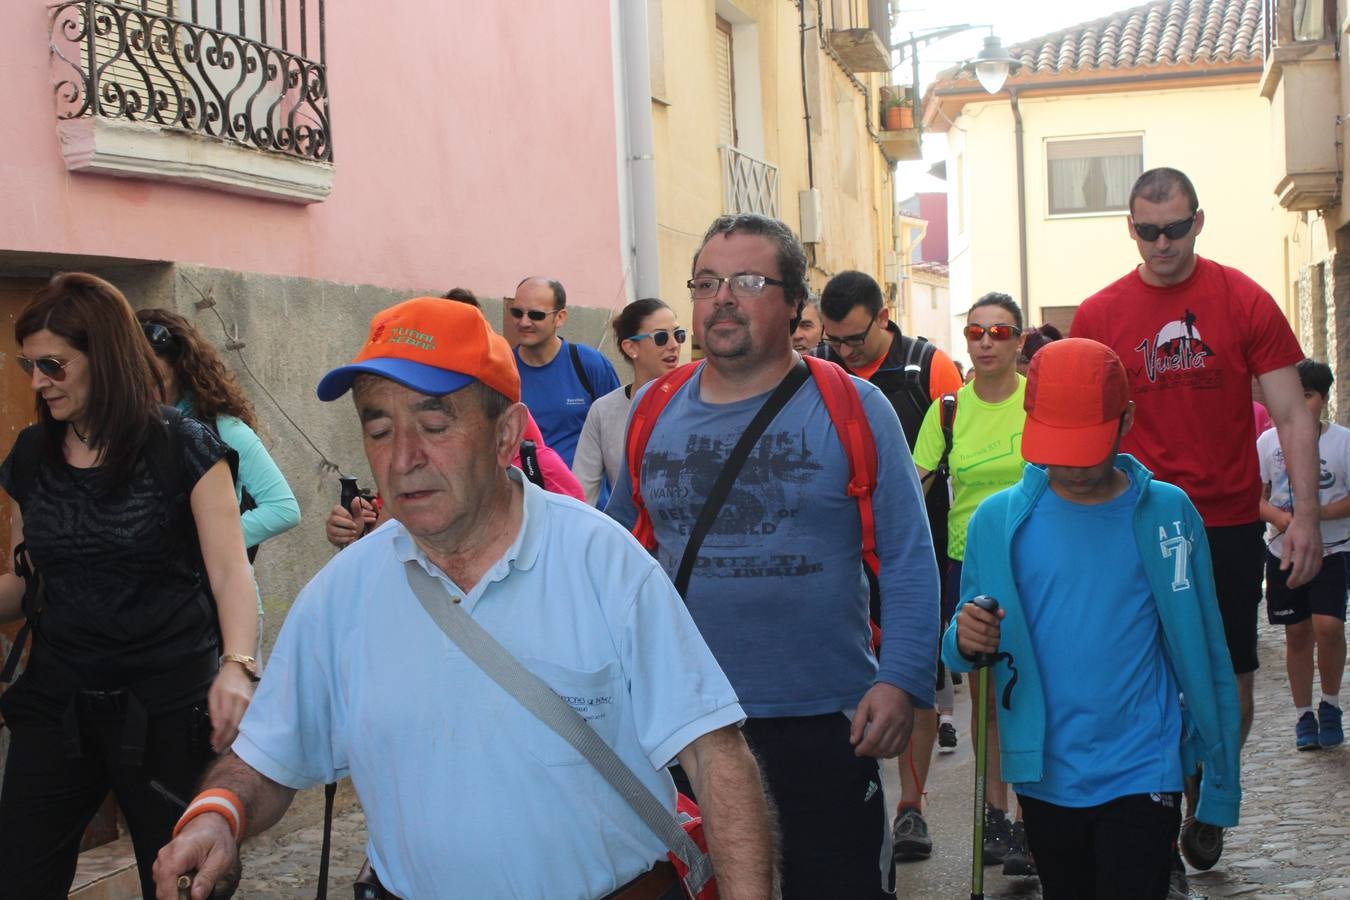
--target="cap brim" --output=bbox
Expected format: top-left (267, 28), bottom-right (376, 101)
top-left (1021, 416), bottom-right (1120, 467)
top-left (316, 358), bottom-right (475, 401)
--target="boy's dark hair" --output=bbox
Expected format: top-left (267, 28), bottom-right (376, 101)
top-left (442, 287), bottom-right (480, 308)
top-left (820, 270), bottom-right (884, 320)
top-left (1297, 358), bottom-right (1334, 398)
top-left (969, 291), bottom-right (1023, 329)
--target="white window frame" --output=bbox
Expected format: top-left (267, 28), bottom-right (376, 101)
top-left (1044, 133), bottom-right (1145, 219)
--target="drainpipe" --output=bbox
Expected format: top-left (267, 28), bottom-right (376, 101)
top-left (1010, 87), bottom-right (1029, 308)
top-left (617, 0), bottom-right (660, 301)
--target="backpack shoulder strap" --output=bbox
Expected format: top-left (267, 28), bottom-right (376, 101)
top-left (569, 341), bottom-right (597, 402)
top-left (804, 356), bottom-right (880, 577)
top-left (8, 424), bottom-right (45, 509)
top-left (938, 392), bottom-right (958, 474)
top-left (626, 361), bottom-right (702, 550)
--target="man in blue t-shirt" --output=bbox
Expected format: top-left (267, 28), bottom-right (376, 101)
top-left (510, 277), bottom-right (620, 467)
top-left (945, 339), bottom-right (1241, 899)
top-left (608, 214), bottom-right (939, 900)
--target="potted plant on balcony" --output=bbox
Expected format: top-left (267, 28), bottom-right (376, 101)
top-left (883, 95), bottom-right (914, 131)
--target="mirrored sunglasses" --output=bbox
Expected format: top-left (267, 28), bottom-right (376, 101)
top-left (509, 307), bottom-right (561, 322)
top-left (17, 356), bottom-right (73, 381)
top-left (142, 322), bottom-right (175, 355)
top-left (1131, 215), bottom-right (1197, 243)
top-left (627, 328), bottom-right (687, 347)
top-left (964, 323), bottom-right (1022, 342)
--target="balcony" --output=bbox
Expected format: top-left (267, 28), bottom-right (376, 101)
top-left (877, 86), bottom-right (921, 162)
top-left (720, 145), bottom-right (779, 217)
top-left (49, 0), bottom-right (333, 203)
top-left (1259, 0), bottom-right (1341, 210)
top-left (822, 0), bottom-right (892, 73)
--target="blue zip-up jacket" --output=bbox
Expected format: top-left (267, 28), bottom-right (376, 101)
top-left (941, 454), bottom-right (1242, 826)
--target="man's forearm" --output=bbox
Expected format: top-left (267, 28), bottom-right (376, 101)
top-left (202, 751), bottom-right (297, 840)
top-left (679, 726), bottom-right (778, 900)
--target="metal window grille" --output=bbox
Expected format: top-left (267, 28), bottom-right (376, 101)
top-left (720, 145), bottom-right (779, 217)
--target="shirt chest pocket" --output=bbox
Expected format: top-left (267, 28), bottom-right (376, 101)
top-left (521, 657), bottom-right (623, 766)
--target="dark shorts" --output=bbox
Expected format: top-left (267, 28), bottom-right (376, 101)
top-left (1266, 551), bottom-right (1349, 625)
top-left (1206, 522), bottom-right (1266, 674)
top-left (941, 559), bottom-right (963, 624)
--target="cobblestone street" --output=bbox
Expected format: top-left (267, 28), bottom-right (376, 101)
top-left (239, 618), bottom-right (1350, 897)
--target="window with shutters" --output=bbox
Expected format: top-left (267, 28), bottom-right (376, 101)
top-left (1045, 135), bottom-right (1143, 216)
top-left (714, 17), bottom-right (738, 148)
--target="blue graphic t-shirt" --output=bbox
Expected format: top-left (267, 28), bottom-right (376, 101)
top-left (1011, 470), bottom-right (1183, 807)
top-left (606, 366), bottom-right (940, 717)
top-left (515, 340), bottom-right (620, 468)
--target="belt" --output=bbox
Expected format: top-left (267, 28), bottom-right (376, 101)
top-left (601, 860), bottom-right (680, 900)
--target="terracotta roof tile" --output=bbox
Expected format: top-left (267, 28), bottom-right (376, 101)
top-left (1002, 0), bottom-right (1261, 77)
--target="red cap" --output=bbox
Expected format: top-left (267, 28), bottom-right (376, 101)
top-left (317, 298), bottom-right (520, 403)
top-left (1022, 338), bottom-right (1130, 467)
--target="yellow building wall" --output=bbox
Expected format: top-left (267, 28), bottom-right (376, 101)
top-left (945, 82), bottom-right (1285, 329)
top-left (652, 0), bottom-right (896, 339)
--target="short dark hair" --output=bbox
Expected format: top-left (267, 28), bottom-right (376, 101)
top-left (1297, 358), bottom-right (1334, 398)
top-left (968, 291), bottom-right (1023, 329)
top-left (693, 215), bottom-right (809, 310)
top-left (442, 287), bottom-right (480, 308)
top-left (515, 277), bottom-right (566, 310)
top-left (820, 270), bottom-right (884, 321)
top-left (1129, 168), bottom-right (1199, 215)
top-left (612, 297), bottom-right (671, 348)
top-left (1020, 323), bottom-right (1063, 363)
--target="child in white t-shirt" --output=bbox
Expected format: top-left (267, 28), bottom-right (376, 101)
top-left (1258, 358), bottom-right (1350, 751)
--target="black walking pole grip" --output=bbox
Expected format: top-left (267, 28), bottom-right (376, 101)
top-left (339, 476), bottom-right (360, 512)
top-left (969, 594), bottom-right (1001, 669)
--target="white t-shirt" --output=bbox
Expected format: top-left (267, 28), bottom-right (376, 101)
top-left (1258, 422), bottom-right (1350, 557)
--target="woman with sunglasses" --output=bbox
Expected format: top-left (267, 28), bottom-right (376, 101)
top-left (912, 291), bottom-right (1033, 876)
top-left (573, 298), bottom-right (686, 505)
top-left (136, 308), bottom-right (301, 647)
top-left (0, 274), bottom-right (256, 898)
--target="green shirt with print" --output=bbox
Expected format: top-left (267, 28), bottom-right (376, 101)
top-left (913, 375), bottom-right (1027, 561)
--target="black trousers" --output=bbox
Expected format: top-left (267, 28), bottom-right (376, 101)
top-left (0, 698), bottom-right (213, 899)
top-left (1019, 792), bottom-right (1182, 900)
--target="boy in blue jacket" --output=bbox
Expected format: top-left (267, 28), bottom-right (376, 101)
top-left (943, 338), bottom-right (1241, 899)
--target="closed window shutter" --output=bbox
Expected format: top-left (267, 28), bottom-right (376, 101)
top-left (715, 18), bottom-right (736, 147)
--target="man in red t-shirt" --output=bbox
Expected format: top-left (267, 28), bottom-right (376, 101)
top-left (1073, 167), bottom-right (1321, 874)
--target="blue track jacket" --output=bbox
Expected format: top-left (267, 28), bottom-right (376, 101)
top-left (941, 454), bottom-right (1242, 827)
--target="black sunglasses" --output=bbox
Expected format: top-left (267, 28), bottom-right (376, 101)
top-left (1131, 214), bottom-right (1197, 243)
top-left (17, 356), bottom-right (73, 380)
top-left (627, 328), bottom-right (688, 347)
top-left (142, 322), bottom-right (175, 355)
top-left (509, 307), bottom-right (561, 322)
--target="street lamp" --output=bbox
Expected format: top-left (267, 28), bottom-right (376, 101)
top-left (972, 34), bottom-right (1021, 94)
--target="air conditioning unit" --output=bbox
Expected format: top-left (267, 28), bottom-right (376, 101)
top-left (799, 189), bottom-right (824, 244)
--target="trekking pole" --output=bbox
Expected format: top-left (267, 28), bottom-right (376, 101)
top-left (968, 594), bottom-right (1000, 900)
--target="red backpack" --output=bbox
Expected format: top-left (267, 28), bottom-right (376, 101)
top-left (625, 356), bottom-right (882, 645)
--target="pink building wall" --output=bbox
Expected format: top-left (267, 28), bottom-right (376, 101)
top-left (915, 192), bottom-right (948, 264)
top-left (0, 2), bottom-right (626, 309)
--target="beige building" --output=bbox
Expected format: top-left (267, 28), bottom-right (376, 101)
top-left (637, 0), bottom-right (918, 346)
top-left (921, 0), bottom-right (1281, 336)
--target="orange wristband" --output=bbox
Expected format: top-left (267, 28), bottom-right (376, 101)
top-left (172, 789), bottom-right (246, 842)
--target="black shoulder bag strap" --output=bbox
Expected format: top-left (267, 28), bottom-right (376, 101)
top-left (673, 359), bottom-right (811, 597)
top-left (568, 341), bottom-right (597, 402)
top-left (518, 440), bottom-right (546, 488)
top-left (2, 425), bottom-right (48, 686)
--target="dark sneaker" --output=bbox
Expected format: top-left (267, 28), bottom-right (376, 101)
top-left (1002, 820), bottom-right (1036, 877)
top-left (982, 807), bottom-right (1010, 866)
top-left (937, 721), bottom-right (958, 753)
top-left (1179, 815), bottom-right (1223, 871)
top-left (1319, 701), bottom-right (1344, 748)
top-left (1167, 848), bottom-right (1196, 899)
top-left (951, 671), bottom-right (963, 686)
top-left (1297, 710), bottom-right (1322, 751)
top-left (892, 806), bottom-right (932, 861)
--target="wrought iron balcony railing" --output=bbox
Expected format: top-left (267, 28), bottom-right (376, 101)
top-left (720, 145), bottom-right (779, 218)
top-left (50, 0), bottom-right (332, 163)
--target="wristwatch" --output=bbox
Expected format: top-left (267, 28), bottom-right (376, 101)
top-left (221, 653), bottom-right (261, 682)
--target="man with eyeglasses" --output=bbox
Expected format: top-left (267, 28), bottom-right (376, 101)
top-left (819, 270), bottom-right (963, 863)
top-left (510, 277), bottom-right (620, 468)
top-left (1072, 166), bottom-right (1320, 882)
top-left (607, 214), bottom-right (939, 899)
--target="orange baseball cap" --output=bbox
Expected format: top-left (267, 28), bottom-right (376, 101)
top-left (317, 297), bottom-right (520, 403)
top-left (1022, 338), bottom-right (1130, 467)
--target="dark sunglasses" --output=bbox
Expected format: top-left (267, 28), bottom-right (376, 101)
top-left (17, 356), bottom-right (73, 380)
top-left (1131, 214), bottom-right (1197, 243)
top-left (509, 307), bottom-right (561, 322)
top-left (627, 328), bottom-right (687, 347)
top-left (964, 323), bottom-right (1022, 342)
top-left (141, 322), bottom-right (175, 355)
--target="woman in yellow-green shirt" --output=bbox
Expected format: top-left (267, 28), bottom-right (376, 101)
top-left (913, 291), bottom-right (1030, 872)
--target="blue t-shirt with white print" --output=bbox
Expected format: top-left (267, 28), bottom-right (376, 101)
top-left (1011, 469), bottom-right (1183, 807)
top-left (606, 365), bottom-right (940, 717)
top-left (515, 339), bottom-right (620, 468)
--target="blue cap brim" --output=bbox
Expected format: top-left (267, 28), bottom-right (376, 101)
top-left (316, 358), bottom-right (475, 401)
